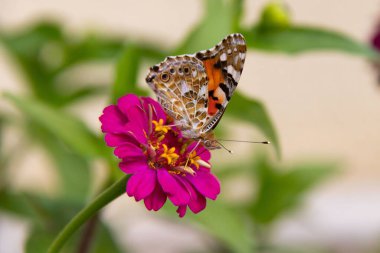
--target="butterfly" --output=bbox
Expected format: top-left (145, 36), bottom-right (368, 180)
top-left (145, 33), bottom-right (246, 150)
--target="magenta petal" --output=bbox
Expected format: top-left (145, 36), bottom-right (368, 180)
top-left (124, 107), bottom-right (148, 132)
top-left (157, 169), bottom-right (190, 206)
top-left (196, 145), bottom-right (211, 161)
top-left (117, 94), bottom-right (141, 115)
top-left (126, 169), bottom-right (156, 201)
top-left (144, 184), bottom-right (167, 211)
top-left (188, 170), bottom-right (220, 200)
top-left (114, 142), bottom-right (144, 159)
top-left (182, 179), bottom-right (206, 214)
top-left (141, 97), bottom-right (167, 121)
top-left (100, 105), bottom-right (128, 133)
top-left (124, 122), bottom-right (147, 144)
top-left (104, 133), bottom-right (140, 147)
top-left (176, 206), bottom-right (187, 218)
top-left (119, 159), bottom-right (149, 174)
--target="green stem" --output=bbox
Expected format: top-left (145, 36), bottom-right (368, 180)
top-left (48, 175), bottom-right (129, 253)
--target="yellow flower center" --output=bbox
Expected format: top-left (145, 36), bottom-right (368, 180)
top-left (188, 151), bottom-right (201, 169)
top-left (160, 144), bottom-right (179, 164)
top-left (152, 119), bottom-right (170, 134)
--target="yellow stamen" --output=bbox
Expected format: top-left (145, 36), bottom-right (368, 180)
top-left (188, 151), bottom-right (201, 169)
top-left (152, 119), bottom-right (170, 133)
top-left (160, 144), bottom-right (179, 164)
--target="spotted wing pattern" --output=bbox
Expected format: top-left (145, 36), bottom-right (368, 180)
top-left (195, 33), bottom-right (246, 132)
top-left (145, 55), bottom-right (209, 138)
top-left (145, 33), bottom-right (246, 140)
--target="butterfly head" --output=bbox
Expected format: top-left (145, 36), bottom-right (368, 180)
top-left (199, 132), bottom-right (221, 150)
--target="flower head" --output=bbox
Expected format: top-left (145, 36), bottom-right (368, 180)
top-left (99, 94), bottom-right (220, 217)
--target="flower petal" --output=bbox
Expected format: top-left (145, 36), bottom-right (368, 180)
top-left (157, 169), bottom-right (190, 206)
top-left (124, 106), bottom-right (148, 131)
top-left (141, 97), bottom-right (167, 121)
top-left (104, 133), bottom-right (140, 147)
top-left (187, 170), bottom-right (220, 200)
top-left (196, 145), bottom-right (211, 161)
top-left (114, 142), bottom-right (144, 159)
top-left (144, 184), bottom-right (167, 211)
top-left (119, 158), bottom-right (149, 174)
top-left (176, 205), bottom-right (187, 218)
top-left (100, 105), bottom-right (128, 133)
top-left (117, 94), bottom-right (141, 115)
top-left (126, 169), bottom-right (156, 201)
top-left (182, 179), bottom-right (206, 214)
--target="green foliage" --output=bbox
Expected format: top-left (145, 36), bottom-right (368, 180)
top-left (245, 26), bottom-right (378, 58)
top-left (188, 201), bottom-right (254, 253)
top-left (226, 93), bottom-right (280, 158)
top-left (249, 154), bottom-right (337, 224)
top-left (4, 93), bottom-right (105, 158)
top-left (175, 0), bottom-right (236, 54)
top-left (0, 22), bottom-right (124, 106)
top-left (112, 44), bottom-right (148, 102)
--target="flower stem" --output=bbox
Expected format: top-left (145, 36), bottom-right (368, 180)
top-left (48, 175), bottom-right (129, 253)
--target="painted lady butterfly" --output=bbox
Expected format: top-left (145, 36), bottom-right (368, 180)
top-left (146, 33), bottom-right (246, 150)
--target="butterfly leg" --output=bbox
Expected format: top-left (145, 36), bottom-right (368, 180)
top-left (185, 139), bottom-right (202, 168)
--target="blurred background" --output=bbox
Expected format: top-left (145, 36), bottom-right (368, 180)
top-left (1, 0), bottom-right (380, 253)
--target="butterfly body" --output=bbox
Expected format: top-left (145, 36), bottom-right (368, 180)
top-left (146, 33), bottom-right (246, 149)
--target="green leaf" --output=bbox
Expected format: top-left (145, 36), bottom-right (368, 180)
top-left (4, 93), bottom-right (105, 158)
top-left (186, 201), bottom-right (254, 253)
top-left (0, 191), bottom-right (41, 221)
top-left (249, 154), bottom-right (337, 224)
top-left (174, 0), bottom-right (237, 54)
top-left (34, 128), bottom-right (91, 202)
top-left (231, 0), bottom-right (244, 32)
top-left (226, 92), bottom-right (280, 158)
top-left (0, 21), bottom-right (124, 106)
top-left (244, 26), bottom-right (378, 59)
top-left (92, 222), bottom-right (123, 253)
top-left (112, 44), bottom-right (148, 102)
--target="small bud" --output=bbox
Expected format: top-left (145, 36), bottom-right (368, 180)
top-left (259, 1), bottom-right (291, 30)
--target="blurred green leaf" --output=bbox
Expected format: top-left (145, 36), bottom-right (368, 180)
top-left (226, 93), bottom-right (280, 158)
top-left (112, 44), bottom-right (148, 102)
top-left (0, 191), bottom-right (41, 221)
top-left (92, 222), bottom-right (123, 253)
top-left (27, 227), bottom-right (57, 253)
top-left (35, 129), bottom-right (91, 203)
top-left (4, 93), bottom-right (105, 157)
top-left (175, 0), bottom-right (237, 54)
top-left (244, 26), bottom-right (378, 59)
top-left (60, 85), bottom-right (106, 106)
top-left (59, 33), bottom-right (123, 70)
top-left (187, 201), bottom-right (254, 253)
top-left (0, 21), bottom-right (124, 106)
top-left (231, 0), bottom-right (244, 32)
top-left (249, 154), bottom-right (336, 224)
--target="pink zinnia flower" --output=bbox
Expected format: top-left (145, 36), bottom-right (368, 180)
top-left (99, 94), bottom-right (220, 217)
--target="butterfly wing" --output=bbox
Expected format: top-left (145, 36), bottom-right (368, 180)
top-left (145, 33), bottom-right (246, 139)
top-left (195, 33), bottom-right (246, 133)
top-left (145, 55), bottom-right (210, 139)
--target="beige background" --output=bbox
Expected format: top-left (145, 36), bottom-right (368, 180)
top-left (1, 1), bottom-right (380, 253)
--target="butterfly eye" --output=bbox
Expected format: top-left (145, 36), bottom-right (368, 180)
top-left (160, 72), bottom-right (170, 82)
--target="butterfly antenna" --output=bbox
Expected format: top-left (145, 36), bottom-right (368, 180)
top-left (217, 139), bottom-right (270, 144)
top-left (216, 140), bottom-right (234, 154)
